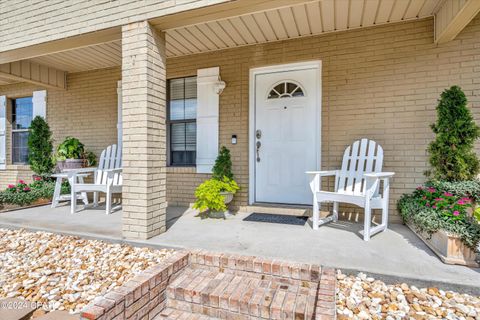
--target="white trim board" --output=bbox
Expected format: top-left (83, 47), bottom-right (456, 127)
top-left (248, 61), bottom-right (322, 205)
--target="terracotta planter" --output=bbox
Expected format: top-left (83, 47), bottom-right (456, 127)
top-left (407, 224), bottom-right (479, 268)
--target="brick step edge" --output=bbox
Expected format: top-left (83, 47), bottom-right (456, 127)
top-left (189, 250), bottom-right (337, 320)
top-left (166, 270), bottom-right (317, 319)
top-left (80, 251), bottom-right (190, 320)
top-left (154, 307), bottom-right (218, 320)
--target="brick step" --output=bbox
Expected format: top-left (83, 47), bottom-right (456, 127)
top-left (166, 267), bottom-right (317, 319)
top-left (154, 307), bottom-right (219, 319)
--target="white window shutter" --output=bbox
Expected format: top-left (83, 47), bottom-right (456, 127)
top-left (0, 96), bottom-right (6, 169)
top-left (32, 90), bottom-right (47, 118)
top-left (117, 80), bottom-right (122, 150)
top-left (196, 67), bottom-right (223, 173)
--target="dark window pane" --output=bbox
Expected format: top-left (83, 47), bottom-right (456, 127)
top-left (12, 97), bottom-right (33, 130)
top-left (12, 131), bottom-right (29, 163)
top-left (167, 76), bottom-right (197, 166)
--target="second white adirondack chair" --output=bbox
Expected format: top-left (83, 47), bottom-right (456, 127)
top-left (307, 139), bottom-right (394, 241)
top-left (67, 144), bottom-right (122, 214)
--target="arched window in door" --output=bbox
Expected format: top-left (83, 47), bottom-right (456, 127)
top-left (267, 81), bottom-right (305, 99)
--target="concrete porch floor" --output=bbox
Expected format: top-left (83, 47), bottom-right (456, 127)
top-left (0, 203), bottom-right (479, 291)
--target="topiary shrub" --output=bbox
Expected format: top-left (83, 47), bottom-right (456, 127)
top-left (28, 116), bottom-right (54, 177)
top-left (427, 86), bottom-right (480, 181)
top-left (212, 146), bottom-right (234, 180)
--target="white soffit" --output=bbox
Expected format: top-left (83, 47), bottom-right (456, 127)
top-left (29, 41), bottom-right (121, 73)
top-left (164, 0), bottom-right (441, 57)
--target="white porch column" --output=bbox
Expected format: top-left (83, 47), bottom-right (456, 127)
top-left (121, 21), bottom-right (167, 240)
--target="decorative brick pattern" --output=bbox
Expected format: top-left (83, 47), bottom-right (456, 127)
top-left (80, 250), bottom-right (336, 320)
top-left (121, 21), bottom-right (167, 240)
top-left (80, 251), bottom-right (189, 320)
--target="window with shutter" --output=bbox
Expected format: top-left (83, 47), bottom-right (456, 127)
top-left (167, 76), bottom-right (197, 166)
top-left (11, 96), bottom-right (33, 164)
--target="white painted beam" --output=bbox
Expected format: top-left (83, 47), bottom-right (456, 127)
top-left (0, 60), bottom-right (67, 90)
top-left (0, 28), bottom-right (121, 65)
top-left (435, 0), bottom-right (480, 44)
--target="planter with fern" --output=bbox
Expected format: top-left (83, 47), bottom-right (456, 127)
top-left (55, 137), bottom-right (97, 172)
top-left (193, 146), bottom-right (239, 219)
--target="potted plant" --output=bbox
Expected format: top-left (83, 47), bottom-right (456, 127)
top-left (398, 86), bottom-right (480, 266)
top-left (193, 146), bottom-right (239, 218)
top-left (55, 137), bottom-right (97, 171)
top-left (212, 146), bottom-right (236, 205)
top-left (28, 116), bottom-right (54, 179)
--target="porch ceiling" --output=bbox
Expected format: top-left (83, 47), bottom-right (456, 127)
top-left (2, 0), bottom-right (444, 75)
top-left (163, 0), bottom-right (442, 57)
top-left (29, 41), bottom-right (121, 73)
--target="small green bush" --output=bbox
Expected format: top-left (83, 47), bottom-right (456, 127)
top-left (192, 177), bottom-right (239, 212)
top-left (212, 146), bottom-right (234, 180)
top-left (28, 116), bottom-right (54, 177)
top-left (0, 179), bottom-right (69, 206)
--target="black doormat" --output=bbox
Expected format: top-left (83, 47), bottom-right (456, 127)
top-left (243, 212), bottom-right (308, 226)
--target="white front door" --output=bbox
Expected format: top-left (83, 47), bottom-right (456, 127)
top-left (253, 65), bottom-right (320, 204)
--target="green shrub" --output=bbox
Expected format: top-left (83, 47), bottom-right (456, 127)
top-left (28, 116), bottom-right (54, 177)
top-left (83, 151), bottom-right (98, 167)
top-left (55, 136), bottom-right (97, 166)
top-left (56, 137), bottom-right (85, 160)
top-left (427, 86), bottom-right (480, 181)
top-left (212, 146), bottom-right (234, 180)
top-left (0, 179), bottom-right (69, 206)
top-left (398, 184), bottom-right (480, 251)
top-left (192, 177), bottom-right (239, 212)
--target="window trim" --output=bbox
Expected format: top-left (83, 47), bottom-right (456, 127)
top-left (166, 76), bottom-right (197, 167)
top-left (11, 96), bottom-right (33, 165)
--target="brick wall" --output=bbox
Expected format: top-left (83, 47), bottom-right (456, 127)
top-left (166, 16), bottom-right (480, 219)
top-left (0, 67), bottom-right (119, 185)
top-left (1, 16), bottom-right (480, 221)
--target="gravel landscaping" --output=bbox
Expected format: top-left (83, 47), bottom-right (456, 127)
top-left (336, 271), bottom-right (480, 320)
top-left (0, 228), bottom-right (175, 314)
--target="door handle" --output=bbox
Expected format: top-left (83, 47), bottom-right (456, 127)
top-left (256, 140), bottom-right (261, 162)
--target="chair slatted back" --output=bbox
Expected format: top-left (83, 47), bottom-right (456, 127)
top-left (94, 144), bottom-right (122, 186)
top-left (336, 139), bottom-right (383, 196)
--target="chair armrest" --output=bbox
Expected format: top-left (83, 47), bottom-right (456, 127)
top-left (104, 168), bottom-right (122, 174)
top-left (364, 172), bottom-right (395, 180)
top-left (305, 170), bottom-right (338, 176)
top-left (306, 170), bottom-right (338, 193)
top-left (63, 167), bottom-right (97, 175)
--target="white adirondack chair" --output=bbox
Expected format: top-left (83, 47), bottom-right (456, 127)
top-left (67, 144), bottom-right (122, 214)
top-left (307, 139), bottom-right (394, 241)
